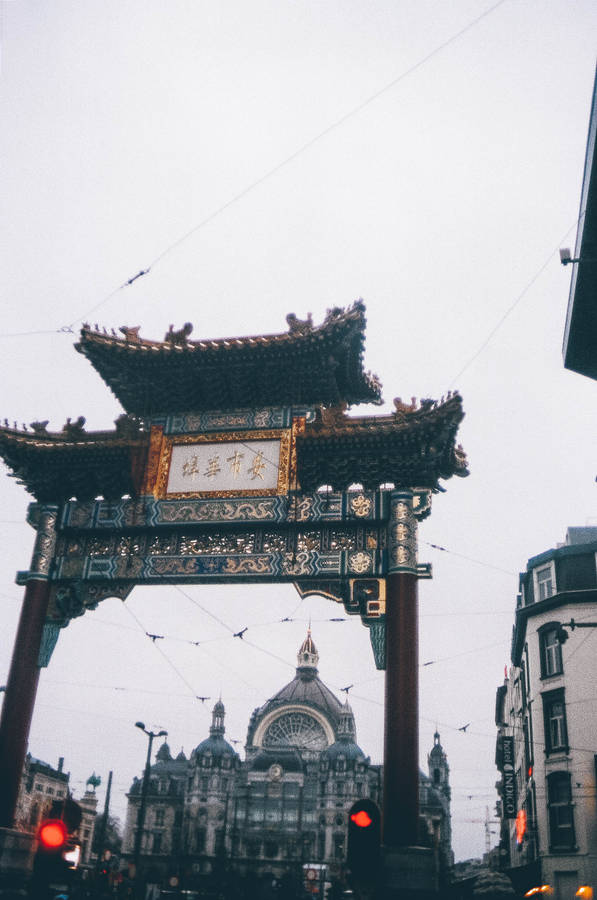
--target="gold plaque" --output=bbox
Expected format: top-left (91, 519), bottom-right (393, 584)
top-left (154, 429), bottom-right (293, 498)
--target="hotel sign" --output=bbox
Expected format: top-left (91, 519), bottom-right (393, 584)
top-left (500, 735), bottom-right (517, 818)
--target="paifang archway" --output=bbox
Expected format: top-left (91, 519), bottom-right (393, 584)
top-left (0, 302), bottom-right (468, 857)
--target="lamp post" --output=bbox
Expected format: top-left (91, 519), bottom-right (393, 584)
top-left (132, 721), bottom-right (167, 891)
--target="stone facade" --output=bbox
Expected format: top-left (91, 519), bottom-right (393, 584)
top-left (15, 754), bottom-right (69, 834)
top-left (122, 631), bottom-right (452, 889)
top-left (14, 754), bottom-right (97, 865)
top-left (495, 527), bottom-right (597, 899)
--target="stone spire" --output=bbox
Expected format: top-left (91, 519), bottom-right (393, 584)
top-left (337, 699), bottom-right (357, 741)
top-left (210, 699), bottom-right (226, 738)
top-left (297, 628), bottom-right (319, 671)
top-left (428, 731), bottom-right (450, 796)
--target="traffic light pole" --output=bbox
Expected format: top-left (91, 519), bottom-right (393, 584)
top-left (0, 505), bottom-right (59, 829)
top-left (132, 724), bottom-right (166, 893)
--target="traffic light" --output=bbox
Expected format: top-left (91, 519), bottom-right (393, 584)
top-left (346, 799), bottom-right (381, 882)
top-left (38, 818), bottom-right (68, 851)
top-left (31, 798), bottom-right (82, 898)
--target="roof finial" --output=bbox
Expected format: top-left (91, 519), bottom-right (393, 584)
top-left (297, 628), bottom-right (319, 670)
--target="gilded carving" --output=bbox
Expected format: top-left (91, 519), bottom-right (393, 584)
top-left (394, 501), bottom-right (410, 521)
top-left (288, 494), bottom-right (313, 522)
top-left (223, 556), bottom-right (273, 575)
top-left (348, 551), bottom-right (372, 574)
top-left (114, 555), bottom-right (145, 578)
top-left (158, 499), bottom-right (278, 523)
top-left (350, 494), bottom-right (372, 518)
top-left (150, 558), bottom-right (201, 576)
top-left (281, 551), bottom-right (312, 576)
top-left (29, 506), bottom-right (59, 580)
top-left (388, 492), bottom-right (418, 575)
top-left (142, 425), bottom-right (164, 495)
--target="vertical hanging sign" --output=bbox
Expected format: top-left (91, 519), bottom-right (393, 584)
top-left (501, 736), bottom-right (517, 818)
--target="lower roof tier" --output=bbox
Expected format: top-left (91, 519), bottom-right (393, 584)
top-left (0, 395), bottom-right (467, 502)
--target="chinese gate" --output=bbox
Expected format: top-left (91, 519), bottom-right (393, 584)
top-left (0, 302), bottom-right (467, 866)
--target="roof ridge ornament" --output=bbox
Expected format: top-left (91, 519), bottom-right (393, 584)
top-left (119, 325), bottom-right (141, 343)
top-left (286, 312), bottom-right (313, 335)
top-left (164, 322), bottom-right (193, 346)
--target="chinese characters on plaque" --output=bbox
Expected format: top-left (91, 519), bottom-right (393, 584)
top-left (166, 439), bottom-right (282, 495)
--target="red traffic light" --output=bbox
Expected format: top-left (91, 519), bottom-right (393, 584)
top-left (351, 809), bottom-right (373, 828)
top-left (38, 819), bottom-right (68, 850)
top-left (347, 800), bottom-right (381, 882)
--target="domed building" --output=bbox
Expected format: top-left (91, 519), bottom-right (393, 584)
top-left (122, 631), bottom-right (452, 887)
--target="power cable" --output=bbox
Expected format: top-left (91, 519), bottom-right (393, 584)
top-left (59, 0), bottom-right (508, 330)
top-left (121, 602), bottom-right (204, 700)
top-left (422, 540), bottom-right (517, 576)
top-left (447, 219), bottom-right (582, 387)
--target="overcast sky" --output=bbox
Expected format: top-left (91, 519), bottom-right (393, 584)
top-left (1, 1), bottom-right (596, 863)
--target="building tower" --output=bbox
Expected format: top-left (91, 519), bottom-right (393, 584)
top-left (427, 731), bottom-right (453, 869)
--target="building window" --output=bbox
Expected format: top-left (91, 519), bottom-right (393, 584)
top-left (246, 839), bottom-right (260, 858)
top-left (334, 833), bottom-right (345, 859)
top-left (547, 772), bottom-right (575, 849)
top-left (540, 623), bottom-right (563, 678)
top-left (542, 689), bottom-right (568, 754)
top-left (155, 808), bottom-right (165, 827)
top-left (535, 564), bottom-right (555, 601)
top-left (153, 833), bottom-right (162, 853)
top-left (264, 841), bottom-right (278, 858)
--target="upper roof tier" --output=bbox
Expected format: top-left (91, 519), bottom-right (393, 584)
top-left (75, 301), bottom-right (382, 416)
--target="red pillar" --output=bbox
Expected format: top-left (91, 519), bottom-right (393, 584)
top-left (0, 580), bottom-right (52, 827)
top-left (383, 571), bottom-right (419, 849)
top-left (0, 505), bottom-right (58, 829)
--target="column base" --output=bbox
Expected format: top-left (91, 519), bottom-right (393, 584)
top-left (0, 827), bottom-right (35, 887)
top-left (378, 845), bottom-right (439, 899)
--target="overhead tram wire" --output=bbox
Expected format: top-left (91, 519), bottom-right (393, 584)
top-left (121, 602), bottom-right (205, 702)
top-left (51, 0), bottom-right (508, 332)
top-left (422, 540), bottom-right (517, 576)
top-left (446, 217), bottom-right (584, 388)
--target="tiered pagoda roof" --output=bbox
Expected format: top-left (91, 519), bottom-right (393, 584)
top-left (75, 301), bottom-right (382, 416)
top-left (0, 304), bottom-right (468, 500)
top-left (0, 417), bottom-right (148, 502)
top-left (296, 393), bottom-right (468, 491)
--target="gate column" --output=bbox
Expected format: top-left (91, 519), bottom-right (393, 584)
top-left (383, 491), bottom-right (420, 849)
top-left (0, 505), bottom-right (59, 828)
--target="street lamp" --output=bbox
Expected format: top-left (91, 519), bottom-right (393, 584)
top-left (132, 721), bottom-right (167, 888)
